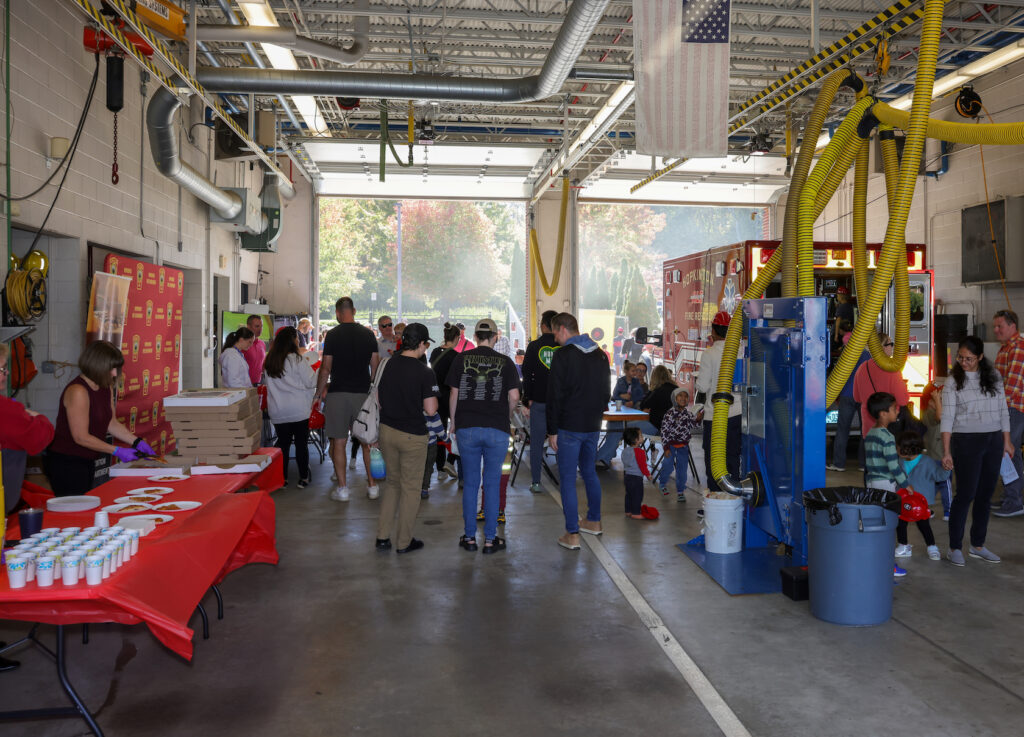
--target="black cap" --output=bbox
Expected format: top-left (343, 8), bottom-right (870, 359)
top-left (402, 322), bottom-right (434, 347)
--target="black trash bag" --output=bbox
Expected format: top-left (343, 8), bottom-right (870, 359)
top-left (803, 486), bottom-right (901, 526)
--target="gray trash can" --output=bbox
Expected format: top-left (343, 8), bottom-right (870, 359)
top-left (803, 487), bottom-right (901, 626)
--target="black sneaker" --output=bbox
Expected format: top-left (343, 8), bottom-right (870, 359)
top-left (396, 538), bottom-right (425, 554)
top-left (375, 538), bottom-right (392, 551)
top-left (482, 536), bottom-right (506, 555)
top-left (297, 476), bottom-right (312, 489)
top-left (421, 489), bottom-right (430, 499)
top-left (459, 535), bottom-right (478, 551)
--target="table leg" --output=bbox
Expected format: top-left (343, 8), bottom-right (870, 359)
top-left (195, 602), bottom-right (210, 640)
top-left (0, 624), bottom-right (105, 737)
top-left (211, 583), bottom-right (225, 620)
top-left (82, 622), bottom-right (89, 644)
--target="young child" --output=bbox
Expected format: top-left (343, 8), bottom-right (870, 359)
top-left (863, 391), bottom-right (910, 577)
top-left (896, 431), bottom-right (947, 560)
top-left (659, 388), bottom-right (698, 502)
top-left (621, 427), bottom-right (651, 519)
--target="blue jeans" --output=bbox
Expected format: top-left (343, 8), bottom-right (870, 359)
top-left (528, 401), bottom-right (547, 484)
top-left (596, 420), bottom-right (659, 463)
top-left (658, 444), bottom-right (689, 493)
top-left (556, 430), bottom-right (603, 532)
top-left (457, 426), bottom-right (508, 541)
top-left (831, 395), bottom-right (859, 469)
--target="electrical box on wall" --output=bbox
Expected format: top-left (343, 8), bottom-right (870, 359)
top-left (961, 196), bottom-right (1024, 284)
top-left (210, 188), bottom-right (263, 234)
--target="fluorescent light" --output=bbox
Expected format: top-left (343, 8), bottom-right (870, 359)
top-left (931, 74), bottom-right (971, 97)
top-left (262, 43), bottom-right (297, 70)
top-left (960, 39), bottom-right (1024, 77)
top-left (570, 81), bottom-right (635, 154)
top-left (237, 1), bottom-right (276, 27)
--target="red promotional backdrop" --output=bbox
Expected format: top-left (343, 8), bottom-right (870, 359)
top-left (102, 254), bottom-right (183, 455)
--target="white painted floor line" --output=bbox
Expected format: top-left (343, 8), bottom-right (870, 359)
top-left (543, 484), bottom-right (752, 737)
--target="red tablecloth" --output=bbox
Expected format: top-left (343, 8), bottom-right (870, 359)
top-left (1, 473), bottom-right (279, 660)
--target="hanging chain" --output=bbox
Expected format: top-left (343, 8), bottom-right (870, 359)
top-left (111, 112), bottom-right (119, 185)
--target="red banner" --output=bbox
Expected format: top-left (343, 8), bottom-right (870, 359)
top-left (102, 255), bottom-right (183, 455)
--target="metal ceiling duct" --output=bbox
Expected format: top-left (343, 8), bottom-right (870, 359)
top-left (147, 86), bottom-right (245, 222)
top-left (196, 15), bottom-right (369, 66)
top-left (197, 0), bottom-right (613, 103)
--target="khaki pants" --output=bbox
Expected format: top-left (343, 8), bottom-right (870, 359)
top-left (377, 424), bottom-right (428, 549)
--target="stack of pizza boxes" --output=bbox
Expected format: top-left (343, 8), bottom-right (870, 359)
top-left (163, 388), bottom-right (261, 462)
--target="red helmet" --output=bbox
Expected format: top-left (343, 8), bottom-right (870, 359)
top-left (836, 286), bottom-right (850, 295)
top-left (712, 310), bottom-right (732, 327)
top-left (897, 488), bottom-right (932, 522)
top-left (309, 407), bottom-right (326, 430)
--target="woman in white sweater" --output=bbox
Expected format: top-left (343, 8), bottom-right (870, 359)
top-left (220, 327), bottom-right (255, 388)
top-left (264, 326), bottom-right (318, 487)
top-left (941, 335), bottom-right (1014, 566)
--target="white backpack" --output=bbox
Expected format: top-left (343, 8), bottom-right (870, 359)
top-left (352, 358), bottom-right (389, 444)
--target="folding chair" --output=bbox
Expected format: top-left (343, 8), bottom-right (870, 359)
top-left (509, 406), bottom-right (558, 487)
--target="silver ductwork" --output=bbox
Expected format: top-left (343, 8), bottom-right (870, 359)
top-left (198, 0), bottom-right (612, 103)
top-left (196, 15), bottom-right (369, 66)
top-left (147, 86), bottom-right (244, 221)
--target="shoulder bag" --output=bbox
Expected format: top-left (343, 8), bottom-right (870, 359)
top-left (352, 358), bottom-right (389, 444)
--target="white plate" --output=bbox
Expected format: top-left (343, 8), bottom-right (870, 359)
top-left (126, 486), bottom-right (174, 496)
top-left (151, 501), bottom-right (201, 512)
top-left (46, 495), bottom-right (102, 513)
top-left (122, 513), bottom-right (173, 526)
top-left (102, 501), bottom-right (155, 514)
top-left (115, 494), bottom-right (163, 504)
top-left (146, 474), bottom-right (189, 482)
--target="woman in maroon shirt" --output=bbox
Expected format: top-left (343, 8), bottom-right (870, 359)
top-left (0, 343), bottom-right (55, 513)
top-left (45, 341), bottom-right (154, 496)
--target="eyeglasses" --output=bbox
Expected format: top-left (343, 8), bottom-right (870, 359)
top-left (380, 323), bottom-right (393, 329)
top-left (883, 342), bottom-right (894, 348)
top-left (957, 354), bottom-right (979, 363)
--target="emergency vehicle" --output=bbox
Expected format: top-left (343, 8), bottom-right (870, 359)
top-left (662, 240), bottom-right (934, 417)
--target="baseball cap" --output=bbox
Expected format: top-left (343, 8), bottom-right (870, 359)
top-left (402, 322), bottom-right (434, 346)
top-left (712, 310), bottom-right (732, 327)
top-left (475, 318), bottom-right (498, 334)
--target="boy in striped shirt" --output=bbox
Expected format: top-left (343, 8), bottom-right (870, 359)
top-left (863, 391), bottom-right (909, 577)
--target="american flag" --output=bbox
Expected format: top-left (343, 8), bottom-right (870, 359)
top-left (634, 0), bottom-right (732, 158)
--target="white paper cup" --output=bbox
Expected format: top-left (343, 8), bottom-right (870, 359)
top-left (115, 535), bottom-right (131, 561)
top-left (6, 556), bottom-right (28, 588)
top-left (83, 527), bottom-right (101, 535)
top-left (62, 555), bottom-right (82, 585)
top-left (127, 529), bottom-right (140, 555)
top-left (36, 556), bottom-right (56, 586)
top-left (84, 555), bottom-right (104, 585)
top-left (62, 527), bottom-right (82, 535)
top-left (98, 547), bottom-right (113, 577)
top-left (18, 551), bottom-right (37, 582)
top-left (41, 527), bottom-right (60, 536)
top-left (93, 511), bottom-right (110, 528)
top-left (108, 525), bottom-right (126, 535)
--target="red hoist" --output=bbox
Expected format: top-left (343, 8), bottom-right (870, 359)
top-left (83, 21), bottom-right (153, 185)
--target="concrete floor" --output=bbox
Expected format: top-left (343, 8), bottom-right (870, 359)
top-left (2, 438), bottom-right (1024, 736)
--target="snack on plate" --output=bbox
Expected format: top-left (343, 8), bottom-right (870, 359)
top-left (152, 501), bottom-right (201, 512)
top-left (118, 503), bottom-right (151, 513)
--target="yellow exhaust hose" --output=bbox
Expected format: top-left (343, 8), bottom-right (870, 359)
top-left (528, 175), bottom-right (569, 297)
top-left (781, 71), bottom-right (857, 298)
top-left (824, 0), bottom-right (945, 407)
top-left (873, 102), bottom-right (1024, 145)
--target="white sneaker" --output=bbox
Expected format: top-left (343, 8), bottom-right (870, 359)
top-left (895, 544), bottom-right (913, 558)
top-left (367, 485), bottom-right (379, 500)
top-left (927, 545), bottom-right (941, 560)
top-left (442, 462), bottom-right (458, 479)
top-left (329, 486), bottom-right (350, 502)
top-left (825, 463), bottom-right (845, 472)
top-left (348, 457), bottom-right (356, 469)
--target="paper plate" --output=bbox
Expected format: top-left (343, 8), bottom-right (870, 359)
top-left (123, 513), bottom-right (173, 526)
top-left (151, 500), bottom-right (201, 513)
top-left (146, 474), bottom-right (189, 482)
top-left (102, 501), bottom-right (155, 514)
top-left (46, 496), bottom-right (102, 513)
top-left (126, 486), bottom-right (174, 496)
top-left (115, 494), bottom-right (163, 504)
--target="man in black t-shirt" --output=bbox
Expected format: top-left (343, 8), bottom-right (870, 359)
top-left (316, 297), bottom-right (380, 502)
top-left (446, 318), bottom-right (521, 554)
top-left (522, 309), bottom-right (558, 493)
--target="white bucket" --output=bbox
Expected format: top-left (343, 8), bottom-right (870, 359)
top-left (703, 496), bottom-right (744, 554)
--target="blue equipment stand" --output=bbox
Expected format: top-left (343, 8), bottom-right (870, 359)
top-left (680, 297), bottom-right (828, 595)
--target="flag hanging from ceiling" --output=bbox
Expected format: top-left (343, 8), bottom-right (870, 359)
top-left (634, 0), bottom-right (732, 158)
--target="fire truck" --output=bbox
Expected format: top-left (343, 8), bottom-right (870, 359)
top-left (662, 240), bottom-right (934, 418)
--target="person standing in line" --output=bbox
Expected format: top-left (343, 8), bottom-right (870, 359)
top-left (941, 336), bottom-right (1013, 566)
top-left (852, 333), bottom-right (909, 439)
top-left (658, 388), bottom-right (698, 502)
top-left (992, 309), bottom-right (1024, 517)
top-left (219, 327), bottom-right (255, 388)
top-left (316, 297), bottom-right (380, 502)
top-left (694, 311), bottom-right (741, 491)
top-left (446, 319), bottom-right (521, 554)
top-left (241, 314), bottom-right (267, 386)
top-left (264, 326), bottom-right (318, 489)
top-left (375, 323), bottom-right (439, 555)
top-left (521, 310), bottom-right (558, 494)
top-left (431, 324), bottom-right (462, 480)
top-left (832, 286), bottom-right (855, 344)
top-left (376, 315), bottom-right (398, 358)
top-left (546, 313), bottom-right (611, 550)
top-left (827, 346), bottom-right (871, 472)
top-left (454, 322), bottom-right (475, 353)
top-left (494, 327), bottom-right (516, 362)
top-left (621, 427), bottom-right (652, 520)
top-left (296, 317), bottom-right (314, 351)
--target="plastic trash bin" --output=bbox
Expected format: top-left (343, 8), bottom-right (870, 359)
top-left (803, 487), bottom-right (901, 626)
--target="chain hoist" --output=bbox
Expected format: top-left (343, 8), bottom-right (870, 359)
top-left (111, 112), bottom-right (119, 185)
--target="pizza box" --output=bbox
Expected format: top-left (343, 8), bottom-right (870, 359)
top-left (109, 459), bottom-right (191, 477)
top-left (169, 411), bottom-right (262, 435)
top-left (163, 388), bottom-right (253, 407)
top-left (176, 431), bottom-right (260, 455)
top-left (163, 389), bottom-right (260, 419)
top-left (188, 454), bottom-right (273, 475)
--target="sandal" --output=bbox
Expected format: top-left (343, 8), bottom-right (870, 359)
top-left (459, 535), bottom-right (478, 552)
top-left (482, 536), bottom-right (506, 555)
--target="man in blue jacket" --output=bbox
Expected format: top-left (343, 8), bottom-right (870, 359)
top-left (546, 312), bottom-right (611, 550)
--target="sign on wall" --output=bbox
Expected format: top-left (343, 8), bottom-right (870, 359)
top-left (101, 254), bottom-right (183, 456)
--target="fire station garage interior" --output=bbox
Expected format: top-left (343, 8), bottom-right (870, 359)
top-left (3, 1), bottom-right (1024, 736)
